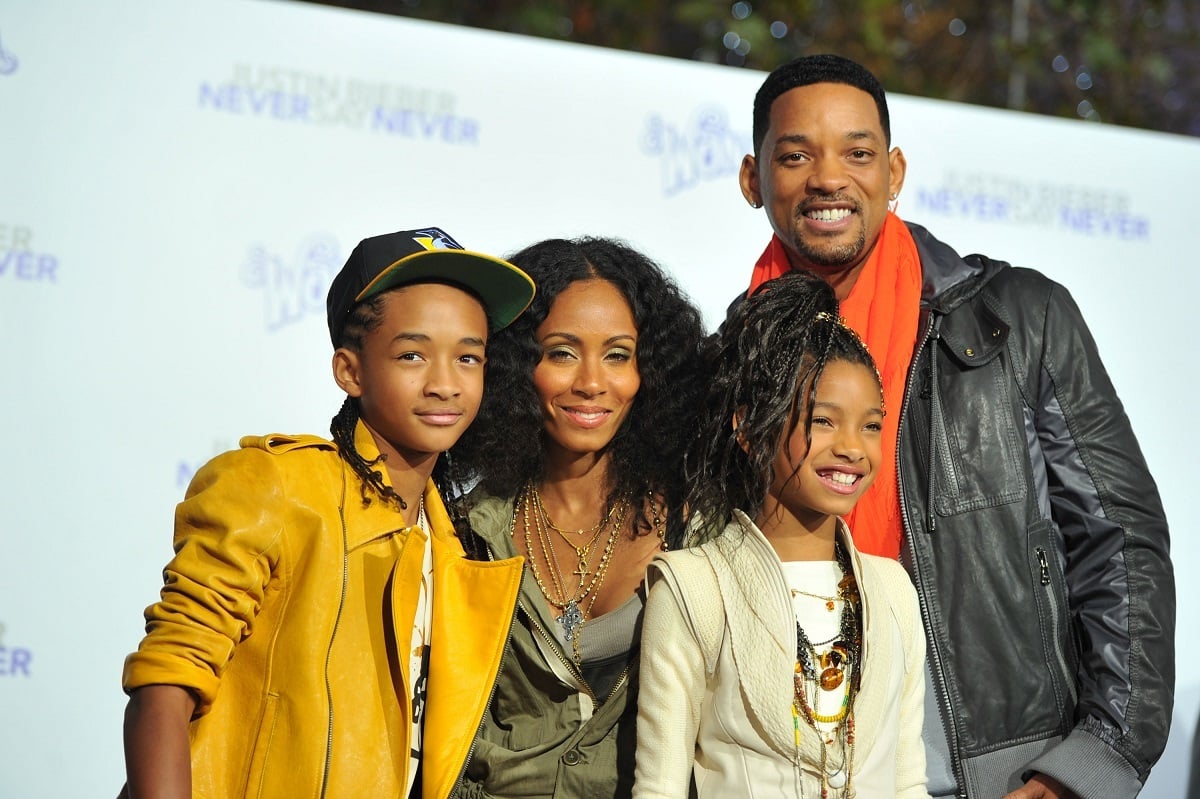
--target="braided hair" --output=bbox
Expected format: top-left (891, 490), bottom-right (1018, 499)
top-left (329, 293), bottom-right (410, 510)
top-left (686, 270), bottom-right (881, 542)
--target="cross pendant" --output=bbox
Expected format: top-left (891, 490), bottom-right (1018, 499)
top-left (558, 601), bottom-right (584, 642)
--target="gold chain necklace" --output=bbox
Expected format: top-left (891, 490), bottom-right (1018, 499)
top-left (518, 483), bottom-right (627, 653)
top-left (533, 491), bottom-right (612, 575)
top-left (791, 587), bottom-right (843, 612)
top-left (533, 489), bottom-right (617, 538)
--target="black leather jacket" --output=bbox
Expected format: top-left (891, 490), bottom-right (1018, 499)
top-left (898, 224), bottom-right (1175, 798)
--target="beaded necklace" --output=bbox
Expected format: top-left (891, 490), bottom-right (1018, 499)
top-left (791, 539), bottom-right (862, 798)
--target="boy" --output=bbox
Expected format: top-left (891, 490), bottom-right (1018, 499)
top-left (120, 227), bottom-right (535, 798)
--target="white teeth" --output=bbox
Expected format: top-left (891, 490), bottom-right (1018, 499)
top-left (827, 471), bottom-right (857, 485)
top-left (807, 208), bottom-right (851, 222)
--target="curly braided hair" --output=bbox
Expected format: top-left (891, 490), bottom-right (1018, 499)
top-left (686, 270), bottom-right (881, 542)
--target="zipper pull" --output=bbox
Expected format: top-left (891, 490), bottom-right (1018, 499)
top-left (1036, 548), bottom-right (1051, 585)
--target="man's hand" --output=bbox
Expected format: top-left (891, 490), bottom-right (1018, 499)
top-left (1001, 773), bottom-right (1079, 799)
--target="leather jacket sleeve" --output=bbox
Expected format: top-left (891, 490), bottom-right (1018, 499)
top-left (1012, 276), bottom-right (1175, 797)
top-left (122, 448), bottom-right (285, 714)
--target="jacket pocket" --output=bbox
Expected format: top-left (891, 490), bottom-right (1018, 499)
top-left (244, 692), bottom-right (281, 798)
top-left (927, 340), bottom-right (1027, 517)
top-left (1026, 520), bottom-right (1078, 723)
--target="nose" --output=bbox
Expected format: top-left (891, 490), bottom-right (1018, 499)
top-left (806, 155), bottom-right (850, 195)
top-left (572, 357), bottom-right (604, 397)
top-left (831, 426), bottom-right (865, 461)
top-left (424, 358), bottom-right (461, 400)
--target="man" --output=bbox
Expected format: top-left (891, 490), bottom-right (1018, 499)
top-left (737, 54), bottom-right (1174, 799)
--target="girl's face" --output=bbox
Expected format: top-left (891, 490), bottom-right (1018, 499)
top-left (767, 359), bottom-right (884, 527)
top-left (532, 279), bottom-right (641, 459)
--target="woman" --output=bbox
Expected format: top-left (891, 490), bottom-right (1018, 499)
top-left (449, 236), bottom-right (706, 799)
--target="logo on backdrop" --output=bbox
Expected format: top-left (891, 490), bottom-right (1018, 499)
top-left (176, 439), bottom-right (238, 489)
top-left (0, 33), bottom-right (19, 76)
top-left (1, 224), bottom-right (59, 284)
top-left (915, 171), bottom-right (1150, 241)
top-left (198, 64), bottom-right (481, 146)
top-left (241, 232), bottom-right (341, 332)
top-left (641, 107), bottom-right (748, 197)
top-left (0, 621), bottom-right (33, 678)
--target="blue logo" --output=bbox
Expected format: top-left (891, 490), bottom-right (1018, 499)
top-left (0, 621), bottom-right (33, 678)
top-left (198, 64), bottom-right (481, 145)
top-left (175, 439), bottom-right (237, 488)
top-left (241, 233), bottom-right (341, 332)
top-left (914, 172), bottom-right (1149, 241)
top-left (1, 224), bottom-right (59, 283)
top-left (641, 107), bottom-right (748, 196)
top-left (0, 33), bottom-right (18, 76)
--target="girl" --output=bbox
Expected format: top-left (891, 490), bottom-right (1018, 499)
top-left (449, 237), bottom-right (706, 798)
top-left (633, 270), bottom-right (928, 799)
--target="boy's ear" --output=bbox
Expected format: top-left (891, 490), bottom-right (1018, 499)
top-left (332, 348), bottom-right (364, 398)
top-left (733, 408), bottom-right (750, 454)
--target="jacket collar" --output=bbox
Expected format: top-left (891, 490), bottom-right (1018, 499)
top-left (338, 419), bottom-right (455, 550)
top-left (907, 221), bottom-right (1008, 314)
top-left (467, 492), bottom-right (569, 639)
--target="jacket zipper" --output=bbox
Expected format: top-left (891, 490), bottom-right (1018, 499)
top-left (1035, 546), bottom-right (1078, 712)
top-left (320, 483), bottom-right (352, 799)
top-left (527, 601), bottom-right (599, 703)
top-left (896, 314), bottom-right (968, 796)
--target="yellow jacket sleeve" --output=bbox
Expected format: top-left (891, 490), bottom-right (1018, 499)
top-left (122, 447), bottom-right (286, 714)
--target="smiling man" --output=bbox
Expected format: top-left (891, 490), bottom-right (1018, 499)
top-left (736, 55), bottom-right (1174, 799)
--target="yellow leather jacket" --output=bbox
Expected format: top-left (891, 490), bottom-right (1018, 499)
top-left (123, 421), bottom-right (523, 798)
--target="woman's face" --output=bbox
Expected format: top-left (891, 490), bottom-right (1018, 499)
top-left (532, 279), bottom-right (641, 458)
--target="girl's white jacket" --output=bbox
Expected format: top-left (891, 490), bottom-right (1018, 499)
top-left (633, 510), bottom-right (930, 798)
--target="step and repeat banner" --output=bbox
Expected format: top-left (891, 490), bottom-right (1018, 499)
top-left (2, 0), bottom-right (1197, 795)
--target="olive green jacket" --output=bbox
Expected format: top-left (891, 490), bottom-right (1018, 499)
top-left (455, 493), bottom-right (639, 799)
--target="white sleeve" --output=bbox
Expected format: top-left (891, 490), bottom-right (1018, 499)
top-left (895, 579), bottom-right (931, 799)
top-left (633, 574), bottom-right (707, 799)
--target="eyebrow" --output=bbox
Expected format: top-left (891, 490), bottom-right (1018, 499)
top-left (774, 130), bottom-right (881, 147)
top-left (812, 400), bottom-right (884, 415)
top-left (540, 332), bottom-right (636, 346)
top-left (391, 332), bottom-right (486, 347)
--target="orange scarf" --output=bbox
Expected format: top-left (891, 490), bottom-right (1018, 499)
top-left (748, 212), bottom-right (921, 558)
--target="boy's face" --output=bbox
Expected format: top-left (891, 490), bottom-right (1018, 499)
top-left (335, 282), bottom-right (488, 465)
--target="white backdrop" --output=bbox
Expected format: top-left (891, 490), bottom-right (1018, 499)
top-left (0, 1), bottom-right (1196, 796)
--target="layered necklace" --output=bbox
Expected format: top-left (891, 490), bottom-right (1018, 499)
top-left (791, 540), bottom-right (862, 799)
top-left (518, 483), bottom-right (628, 662)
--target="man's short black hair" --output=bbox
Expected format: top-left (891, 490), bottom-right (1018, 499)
top-left (752, 54), bottom-right (891, 155)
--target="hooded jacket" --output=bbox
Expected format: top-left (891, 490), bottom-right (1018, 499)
top-left (122, 421), bottom-right (523, 798)
top-left (897, 223), bottom-right (1174, 798)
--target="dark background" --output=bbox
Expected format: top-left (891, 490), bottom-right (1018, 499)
top-left (303, 0), bottom-right (1200, 138)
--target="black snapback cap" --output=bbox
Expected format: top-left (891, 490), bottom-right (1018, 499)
top-left (326, 227), bottom-right (535, 345)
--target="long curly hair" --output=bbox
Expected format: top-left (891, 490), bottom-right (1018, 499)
top-left (451, 236), bottom-right (706, 549)
top-left (686, 270), bottom-right (882, 542)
